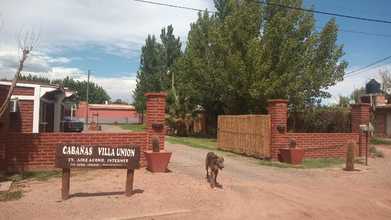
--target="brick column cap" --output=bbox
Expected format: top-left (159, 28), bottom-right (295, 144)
top-left (268, 99), bottom-right (288, 104)
top-left (350, 103), bottom-right (370, 107)
top-left (145, 92), bottom-right (167, 98)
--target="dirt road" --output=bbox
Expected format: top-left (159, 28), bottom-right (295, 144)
top-left (1, 143), bottom-right (391, 220)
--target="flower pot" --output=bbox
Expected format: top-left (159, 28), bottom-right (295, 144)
top-left (279, 148), bottom-right (305, 165)
top-left (144, 150), bottom-right (172, 172)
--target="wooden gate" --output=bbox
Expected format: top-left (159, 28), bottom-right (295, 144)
top-left (217, 115), bottom-right (271, 158)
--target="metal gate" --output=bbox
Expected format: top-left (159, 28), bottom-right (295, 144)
top-left (217, 115), bottom-right (271, 158)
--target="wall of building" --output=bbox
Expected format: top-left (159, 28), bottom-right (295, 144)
top-left (0, 85), bottom-right (35, 133)
top-left (76, 102), bottom-right (139, 124)
top-left (374, 109), bottom-right (387, 137)
top-left (13, 86), bottom-right (34, 96)
top-left (9, 100), bottom-right (34, 132)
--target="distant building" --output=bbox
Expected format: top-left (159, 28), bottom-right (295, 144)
top-left (360, 79), bottom-right (391, 137)
top-left (75, 101), bottom-right (139, 124)
top-left (0, 80), bottom-right (77, 133)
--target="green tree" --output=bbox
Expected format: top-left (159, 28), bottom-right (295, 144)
top-left (112, 99), bottom-right (128, 104)
top-left (175, 0), bottom-right (347, 134)
top-left (350, 87), bottom-right (365, 104)
top-left (133, 25), bottom-right (182, 114)
top-left (19, 74), bottom-right (111, 104)
top-left (338, 95), bottom-right (351, 108)
top-left (133, 35), bottom-right (164, 113)
top-left (19, 74), bottom-right (51, 84)
top-left (380, 70), bottom-right (391, 102)
top-left (56, 77), bottom-right (110, 104)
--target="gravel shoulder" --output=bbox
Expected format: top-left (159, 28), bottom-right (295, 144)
top-left (1, 143), bottom-right (391, 220)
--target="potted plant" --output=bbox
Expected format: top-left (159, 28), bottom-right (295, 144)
top-left (279, 139), bottom-right (305, 165)
top-left (144, 136), bottom-right (172, 172)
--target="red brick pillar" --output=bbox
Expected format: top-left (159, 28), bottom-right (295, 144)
top-left (351, 103), bottom-right (370, 156)
top-left (145, 93), bottom-right (167, 151)
top-left (268, 99), bottom-right (289, 160)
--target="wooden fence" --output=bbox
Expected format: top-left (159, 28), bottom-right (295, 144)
top-left (217, 115), bottom-right (271, 158)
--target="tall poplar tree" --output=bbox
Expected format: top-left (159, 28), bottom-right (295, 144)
top-left (175, 0), bottom-right (347, 134)
top-left (133, 25), bottom-right (182, 114)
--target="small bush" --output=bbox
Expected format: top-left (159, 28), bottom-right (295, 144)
top-left (375, 151), bottom-right (385, 158)
top-left (288, 107), bottom-right (351, 133)
top-left (369, 146), bottom-right (385, 158)
top-left (0, 190), bottom-right (22, 202)
top-left (258, 158), bottom-right (344, 169)
top-left (370, 138), bottom-right (391, 145)
top-left (5, 171), bottom-right (61, 182)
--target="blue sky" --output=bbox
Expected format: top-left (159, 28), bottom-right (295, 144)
top-left (0, 0), bottom-right (390, 103)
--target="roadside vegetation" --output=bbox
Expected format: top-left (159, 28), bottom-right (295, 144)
top-left (133, 0), bottom-right (348, 137)
top-left (0, 171), bottom-right (61, 202)
top-left (118, 123), bottom-right (146, 131)
top-left (0, 190), bottom-right (22, 202)
top-left (370, 137), bottom-right (391, 145)
top-left (166, 136), bottom-right (217, 150)
top-left (258, 158), bottom-right (344, 169)
top-left (3, 171), bottom-right (62, 182)
top-left (369, 146), bottom-right (385, 158)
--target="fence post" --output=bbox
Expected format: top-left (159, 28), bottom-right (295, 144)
top-left (268, 99), bottom-right (289, 160)
top-left (145, 93), bottom-right (167, 151)
top-left (351, 103), bottom-right (370, 156)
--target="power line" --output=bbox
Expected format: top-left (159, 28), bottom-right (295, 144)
top-left (332, 28), bottom-right (391, 39)
top-left (257, 1), bottom-right (391, 24)
top-left (134, 0), bottom-right (391, 24)
top-left (133, 0), bottom-right (214, 13)
top-left (344, 55), bottom-right (391, 78)
top-left (132, 0), bottom-right (391, 38)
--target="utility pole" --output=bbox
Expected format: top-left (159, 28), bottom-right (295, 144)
top-left (86, 70), bottom-right (90, 127)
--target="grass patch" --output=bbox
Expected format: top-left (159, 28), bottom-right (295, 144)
top-left (1, 170), bottom-right (61, 182)
top-left (118, 123), bottom-right (146, 132)
top-left (258, 160), bottom-right (295, 168)
top-left (258, 158), bottom-right (344, 169)
top-left (370, 137), bottom-right (391, 145)
top-left (167, 136), bottom-right (344, 169)
top-left (0, 190), bottom-right (22, 202)
top-left (166, 136), bottom-right (217, 150)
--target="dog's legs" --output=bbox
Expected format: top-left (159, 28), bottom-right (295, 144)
top-left (206, 164), bottom-right (210, 179)
top-left (210, 170), bottom-right (216, 188)
top-left (214, 169), bottom-right (218, 185)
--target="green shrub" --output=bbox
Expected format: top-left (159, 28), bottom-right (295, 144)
top-left (0, 190), bottom-right (22, 202)
top-left (370, 138), bottom-right (391, 145)
top-left (369, 146), bottom-right (385, 158)
top-left (288, 106), bottom-right (351, 133)
top-left (5, 171), bottom-right (61, 182)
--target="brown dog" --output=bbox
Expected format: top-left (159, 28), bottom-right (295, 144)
top-left (205, 152), bottom-right (224, 188)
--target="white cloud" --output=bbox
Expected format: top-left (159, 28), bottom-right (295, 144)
top-left (0, 0), bottom-right (212, 102)
top-left (0, 0), bottom-right (213, 56)
top-left (92, 75), bottom-right (137, 103)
